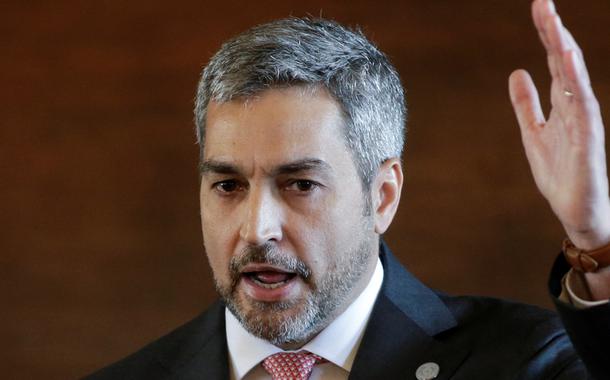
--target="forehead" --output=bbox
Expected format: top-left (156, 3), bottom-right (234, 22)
top-left (203, 87), bottom-right (353, 171)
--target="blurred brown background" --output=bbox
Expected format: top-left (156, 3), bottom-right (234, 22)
top-left (2, 0), bottom-right (609, 378)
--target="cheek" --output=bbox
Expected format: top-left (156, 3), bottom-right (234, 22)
top-left (322, 195), bottom-right (371, 253)
top-left (286, 207), bottom-right (346, 274)
top-left (201, 209), bottom-right (236, 280)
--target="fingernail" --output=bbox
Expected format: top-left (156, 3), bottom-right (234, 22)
top-left (548, 0), bottom-right (556, 13)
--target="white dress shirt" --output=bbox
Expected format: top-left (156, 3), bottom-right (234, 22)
top-left (561, 269), bottom-right (610, 308)
top-left (226, 258), bottom-right (384, 380)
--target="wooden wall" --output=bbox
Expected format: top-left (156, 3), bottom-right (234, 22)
top-left (2, 0), bottom-right (609, 378)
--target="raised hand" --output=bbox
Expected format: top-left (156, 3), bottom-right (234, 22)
top-left (509, 0), bottom-right (610, 250)
top-left (509, 0), bottom-right (610, 299)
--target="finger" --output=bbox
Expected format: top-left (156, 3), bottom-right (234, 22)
top-left (532, 0), bottom-right (553, 50)
top-left (546, 46), bottom-right (561, 80)
top-left (543, 4), bottom-right (591, 86)
top-left (562, 28), bottom-right (590, 85)
top-left (532, 0), bottom-right (548, 45)
top-left (548, 50), bottom-right (600, 131)
top-left (562, 27), bottom-right (584, 62)
top-left (545, 18), bottom-right (595, 112)
top-left (535, 0), bottom-right (584, 63)
top-left (563, 50), bottom-right (597, 109)
top-left (509, 69), bottom-right (546, 133)
top-left (558, 50), bottom-right (604, 150)
top-left (546, 14), bottom-right (570, 107)
top-left (543, 13), bottom-right (567, 82)
top-left (534, 1), bottom-right (563, 80)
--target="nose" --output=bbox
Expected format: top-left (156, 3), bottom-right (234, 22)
top-left (239, 186), bottom-right (283, 245)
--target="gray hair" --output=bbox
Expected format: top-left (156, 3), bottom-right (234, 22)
top-left (194, 17), bottom-right (406, 189)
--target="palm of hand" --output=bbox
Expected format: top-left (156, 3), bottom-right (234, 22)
top-left (510, 0), bottom-right (610, 250)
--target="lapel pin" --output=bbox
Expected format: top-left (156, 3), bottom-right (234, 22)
top-left (415, 362), bottom-right (440, 380)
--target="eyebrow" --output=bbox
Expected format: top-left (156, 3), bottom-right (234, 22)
top-left (273, 158), bottom-right (332, 176)
top-left (199, 160), bottom-right (240, 175)
top-left (199, 158), bottom-right (333, 177)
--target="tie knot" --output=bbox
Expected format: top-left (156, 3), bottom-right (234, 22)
top-left (262, 351), bottom-right (325, 380)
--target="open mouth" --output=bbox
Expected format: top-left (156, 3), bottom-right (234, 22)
top-left (243, 270), bottom-right (297, 289)
top-left (238, 263), bottom-right (303, 301)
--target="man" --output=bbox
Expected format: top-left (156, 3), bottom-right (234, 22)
top-left (87, 0), bottom-right (609, 378)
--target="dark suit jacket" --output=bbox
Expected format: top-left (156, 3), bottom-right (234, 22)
top-left (85, 242), bottom-right (609, 379)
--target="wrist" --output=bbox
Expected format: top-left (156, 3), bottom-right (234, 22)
top-left (563, 210), bottom-right (610, 250)
top-left (566, 230), bottom-right (610, 251)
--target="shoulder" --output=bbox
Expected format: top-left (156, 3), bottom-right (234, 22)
top-left (441, 292), bottom-right (563, 335)
top-left (83, 301), bottom-right (226, 380)
top-left (438, 293), bottom-right (582, 378)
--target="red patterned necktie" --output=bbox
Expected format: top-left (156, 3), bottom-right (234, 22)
top-left (262, 351), bottom-right (326, 380)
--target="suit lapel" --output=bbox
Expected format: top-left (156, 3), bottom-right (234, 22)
top-left (156, 301), bottom-right (230, 380)
top-left (349, 242), bottom-right (470, 379)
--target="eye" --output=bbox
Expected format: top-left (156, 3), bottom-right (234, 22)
top-left (213, 180), bottom-right (243, 194)
top-left (286, 180), bottom-right (319, 193)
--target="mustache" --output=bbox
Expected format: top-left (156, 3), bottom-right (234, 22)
top-left (229, 243), bottom-right (312, 284)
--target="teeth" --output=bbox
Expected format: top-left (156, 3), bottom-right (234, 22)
top-left (252, 277), bottom-right (288, 289)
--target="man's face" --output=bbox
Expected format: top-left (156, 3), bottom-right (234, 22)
top-left (200, 87), bottom-right (378, 347)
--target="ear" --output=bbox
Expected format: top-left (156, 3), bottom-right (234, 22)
top-left (371, 158), bottom-right (403, 234)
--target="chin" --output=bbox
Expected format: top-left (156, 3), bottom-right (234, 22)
top-left (226, 293), bottom-right (330, 346)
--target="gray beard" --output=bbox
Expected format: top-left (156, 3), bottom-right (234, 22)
top-left (214, 237), bottom-right (373, 346)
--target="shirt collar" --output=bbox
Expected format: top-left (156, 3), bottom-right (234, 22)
top-left (226, 258), bottom-right (384, 380)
